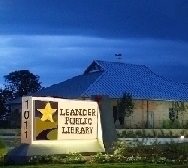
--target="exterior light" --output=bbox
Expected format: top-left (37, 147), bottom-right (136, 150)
top-left (180, 135), bottom-right (184, 139)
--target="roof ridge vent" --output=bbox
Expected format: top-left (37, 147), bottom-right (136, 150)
top-left (84, 61), bottom-right (103, 74)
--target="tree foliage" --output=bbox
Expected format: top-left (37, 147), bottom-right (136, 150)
top-left (0, 88), bottom-right (12, 114)
top-left (4, 70), bottom-right (42, 98)
top-left (169, 101), bottom-right (186, 122)
top-left (117, 92), bottom-right (134, 121)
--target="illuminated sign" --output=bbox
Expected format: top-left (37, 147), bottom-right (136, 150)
top-left (21, 96), bottom-right (104, 153)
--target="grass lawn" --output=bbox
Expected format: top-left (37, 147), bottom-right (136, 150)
top-left (2, 163), bottom-right (188, 168)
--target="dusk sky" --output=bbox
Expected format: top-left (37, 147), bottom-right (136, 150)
top-left (0, 0), bottom-right (188, 87)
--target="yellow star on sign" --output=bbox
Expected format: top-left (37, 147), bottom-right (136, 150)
top-left (37, 102), bottom-right (57, 122)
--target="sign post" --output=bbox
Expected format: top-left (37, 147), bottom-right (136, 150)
top-left (21, 97), bottom-right (33, 144)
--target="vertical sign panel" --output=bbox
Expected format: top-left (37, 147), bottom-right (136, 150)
top-left (58, 100), bottom-right (98, 140)
top-left (33, 100), bottom-right (58, 140)
top-left (21, 96), bottom-right (32, 144)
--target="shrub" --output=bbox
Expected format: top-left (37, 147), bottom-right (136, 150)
top-left (132, 140), bottom-right (162, 159)
top-left (0, 139), bottom-right (7, 165)
top-left (28, 155), bottom-right (61, 164)
top-left (152, 130), bottom-right (157, 137)
top-left (90, 153), bottom-right (112, 163)
top-left (159, 129), bottom-right (165, 137)
top-left (112, 141), bottom-right (127, 156)
top-left (162, 120), bottom-right (182, 129)
top-left (116, 132), bottom-right (122, 138)
top-left (121, 130), bottom-right (127, 137)
top-left (0, 139), bottom-right (7, 156)
top-left (183, 121), bottom-right (188, 129)
top-left (91, 140), bottom-right (188, 164)
top-left (135, 130), bottom-right (143, 138)
top-left (112, 141), bottom-right (127, 162)
top-left (162, 142), bottom-right (188, 160)
top-left (64, 152), bottom-right (86, 164)
top-left (125, 130), bottom-right (136, 138)
top-left (28, 153), bottom-right (86, 164)
top-left (91, 141), bottom-right (127, 163)
top-left (141, 129), bottom-right (146, 137)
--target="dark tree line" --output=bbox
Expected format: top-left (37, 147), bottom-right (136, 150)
top-left (0, 70), bottom-right (42, 117)
top-left (0, 89), bottom-right (12, 114)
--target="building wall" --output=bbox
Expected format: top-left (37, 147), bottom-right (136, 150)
top-left (111, 99), bottom-right (188, 129)
top-left (9, 98), bottom-right (188, 129)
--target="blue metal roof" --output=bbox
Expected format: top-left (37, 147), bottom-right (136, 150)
top-left (35, 60), bottom-right (188, 101)
top-left (34, 71), bottom-right (102, 98)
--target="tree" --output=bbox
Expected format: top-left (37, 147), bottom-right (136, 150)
top-left (169, 101), bottom-right (186, 122)
top-left (117, 92), bottom-right (134, 126)
top-left (0, 89), bottom-right (6, 114)
top-left (0, 88), bottom-right (12, 115)
top-left (4, 70), bottom-right (42, 98)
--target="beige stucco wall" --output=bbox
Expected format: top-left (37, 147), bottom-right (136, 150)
top-left (10, 98), bottom-right (188, 129)
top-left (111, 99), bottom-right (188, 129)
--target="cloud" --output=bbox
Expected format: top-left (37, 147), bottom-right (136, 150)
top-left (0, 0), bottom-right (188, 41)
top-left (0, 35), bottom-right (188, 88)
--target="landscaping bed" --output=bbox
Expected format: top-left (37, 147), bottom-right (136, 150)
top-left (0, 139), bottom-right (188, 166)
top-left (0, 129), bottom-right (188, 166)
